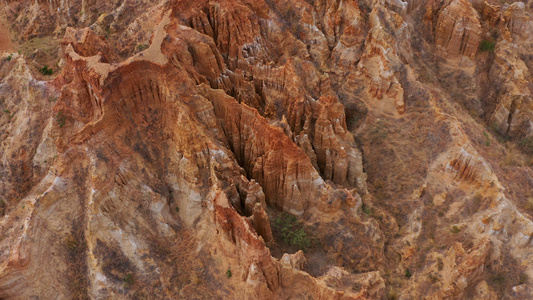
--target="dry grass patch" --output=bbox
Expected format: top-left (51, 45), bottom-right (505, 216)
top-left (18, 36), bottom-right (60, 75)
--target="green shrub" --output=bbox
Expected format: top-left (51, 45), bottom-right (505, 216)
top-left (450, 225), bottom-right (461, 234)
top-left (519, 137), bottom-right (533, 155)
top-left (56, 111), bottom-right (66, 128)
top-left (124, 273), bottom-right (134, 285)
top-left (483, 131), bottom-right (491, 146)
top-left (405, 268), bottom-right (412, 278)
top-left (428, 273), bottom-right (439, 283)
top-left (39, 65), bottom-right (54, 76)
top-left (175, 206), bottom-right (180, 213)
top-left (137, 44), bottom-right (149, 51)
top-left (6, 54), bottom-right (12, 61)
top-left (274, 213), bottom-right (311, 250)
top-left (519, 272), bottom-right (529, 284)
top-left (65, 235), bottom-right (79, 251)
top-left (490, 273), bottom-right (505, 286)
top-left (362, 203), bottom-right (374, 216)
top-left (479, 40), bottom-right (495, 52)
top-left (226, 269), bottom-right (232, 278)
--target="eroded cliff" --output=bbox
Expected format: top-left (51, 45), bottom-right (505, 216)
top-left (1, 0), bottom-right (533, 299)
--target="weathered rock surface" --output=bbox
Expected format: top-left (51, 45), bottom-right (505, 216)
top-left (435, 0), bottom-right (482, 58)
top-left (1, 0), bottom-right (533, 299)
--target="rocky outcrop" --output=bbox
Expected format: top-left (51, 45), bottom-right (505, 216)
top-left (355, 3), bottom-right (406, 114)
top-left (307, 95), bottom-right (365, 189)
top-left (486, 38), bottom-right (533, 138)
top-left (435, 0), bottom-right (482, 58)
top-left (202, 86), bottom-right (324, 215)
top-left (160, 1), bottom-right (368, 192)
top-left (502, 2), bottom-right (533, 41)
top-left (1, 0), bottom-right (168, 59)
top-left (0, 53), bottom-right (56, 204)
top-left (439, 239), bottom-right (491, 298)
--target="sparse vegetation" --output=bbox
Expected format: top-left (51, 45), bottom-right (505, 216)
top-left (427, 273), bottom-right (439, 283)
top-left (345, 106), bottom-right (367, 131)
top-left (65, 235), bottom-right (79, 251)
top-left (372, 178), bottom-right (389, 202)
top-left (226, 269), bottom-right (232, 278)
top-left (18, 36), bottom-right (60, 68)
top-left (39, 65), bottom-right (54, 76)
top-left (503, 148), bottom-right (521, 166)
top-left (488, 122), bottom-right (510, 144)
top-left (386, 287), bottom-right (398, 300)
top-left (473, 192), bottom-right (483, 206)
top-left (124, 273), bottom-right (134, 286)
top-left (347, 114), bottom-right (361, 130)
top-left (362, 203), bottom-right (374, 216)
top-left (490, 273), bottom-right (506, 286)
top-left (190, 272), bottom-right (200, 284)
top-left (479, 40), bottom-right (495, 52)
top-left (450, 225), bottom-right (461, 234)
top-left (405, 268), bottom-right (412, 278)
top-left (273, 213), bottom-right (311, 250)
top-left (519, 272), bottom-right (529, 284)
top-left (0, 200), bottom-right (6, 216)
top-left (56, 111), bottom-right (66, 128)
top-left (519, 137), bottom-right (533, 155)
top-left (137, 43), bottom-right (149, 51)
top-left (64, 227), bottom-right (89, 299)
top-left (483, 131), bottom-right (490, 146)
top-left (3, 109), bottom-right (10, 114)
top-left (525, 197), bottom-right (533, 211)
top-left (369, 120), bottom-right (388, 144)
top-left (6, 54), bottom-right (12, 61)
top-left (48, 96), bottom-right (57, 102)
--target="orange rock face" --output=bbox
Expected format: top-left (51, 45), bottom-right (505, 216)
top-left (435, 0), bottom-right (482, 58)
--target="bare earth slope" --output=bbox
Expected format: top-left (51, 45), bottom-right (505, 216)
top-left (0, 0), bottom-right (533, 299)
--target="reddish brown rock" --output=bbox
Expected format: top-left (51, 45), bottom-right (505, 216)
top-left (439, 239), bottom-right (491, 298)
top-left (435, 0), bottom-right (482, 58)
top-left (250, 202), bottom-right (274, 243)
